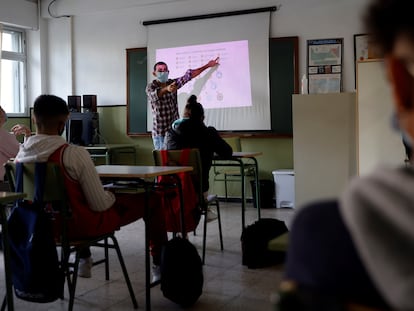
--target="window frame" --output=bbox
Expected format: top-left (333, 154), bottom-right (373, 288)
top-left (1, 25), bottom-right (28, 117)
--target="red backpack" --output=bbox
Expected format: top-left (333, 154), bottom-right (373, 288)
top-left (158, 149), bottom-right (201, 233)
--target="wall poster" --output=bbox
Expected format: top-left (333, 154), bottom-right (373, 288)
top-left (307, 38), bottom-right (343, 94)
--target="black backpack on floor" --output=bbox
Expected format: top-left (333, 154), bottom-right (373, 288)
top-left (160, 237), bottom-right (203, 307)
top-left (241, 218), bottom-right (288, 269)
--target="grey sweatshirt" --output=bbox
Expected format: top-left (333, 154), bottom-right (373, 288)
top-left (340, 166), bottom-right (414, 311)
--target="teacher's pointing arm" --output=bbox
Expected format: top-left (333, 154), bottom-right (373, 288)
top-left (190, 57), bottom-right (220, 79)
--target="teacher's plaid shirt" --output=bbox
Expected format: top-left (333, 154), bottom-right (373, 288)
top-left (146, 69), bottom-right (192, 137)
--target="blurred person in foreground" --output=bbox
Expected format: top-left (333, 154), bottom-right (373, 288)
top-left (277, 0), bottom-right (414, 310)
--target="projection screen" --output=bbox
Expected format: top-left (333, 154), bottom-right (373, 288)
top-left (146, 11), bottom-right (271, 131)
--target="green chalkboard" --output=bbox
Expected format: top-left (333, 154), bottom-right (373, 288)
top-left (126, 37), bottom-right (298, 136)
top-left (127, 48), bottom-right (148, 135)
top-left (269, 37), bottom-right (299, 135)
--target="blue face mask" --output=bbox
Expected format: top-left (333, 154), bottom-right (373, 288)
top-left (156, 71), bottom-right (169, 83)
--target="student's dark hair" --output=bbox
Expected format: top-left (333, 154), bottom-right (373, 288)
top-left (33, 94), bottom-right (69, 123)
top-left (364, 0), bottom-right (414, 55)
top-left (185, 95), bottom-right (204, 121)
top-left (153, 61), bottom-right (168, 71)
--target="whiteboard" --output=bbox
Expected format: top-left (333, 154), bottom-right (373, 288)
top-left (357, 60), bottom-right (406, 176)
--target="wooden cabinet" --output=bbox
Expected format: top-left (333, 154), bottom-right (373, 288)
top-left (292, 92), bottom-right (356, 208)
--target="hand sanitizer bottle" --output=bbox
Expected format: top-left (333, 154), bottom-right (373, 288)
top-left (301, 74), bottom-right (308, 94)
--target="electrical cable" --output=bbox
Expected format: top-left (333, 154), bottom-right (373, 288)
top-left (48, 0), bottom-right (70, 18)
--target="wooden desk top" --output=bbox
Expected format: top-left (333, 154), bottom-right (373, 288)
top-left (231, 151), bottom-right (262, 158)
top-left (95, 165), bottom-right (193, 178)
top-left (214, 151), bottom-right (263, 160)
top-left (0, 192), bottom-right (26, 204)
top-left (84, 144), bottom-right (136, 151)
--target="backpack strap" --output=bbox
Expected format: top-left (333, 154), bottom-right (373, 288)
top-left (15, 163), bottom-right (24, 194)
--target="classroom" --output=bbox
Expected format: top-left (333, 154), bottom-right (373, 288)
top-left (0, 0), bottom-right (407, 310)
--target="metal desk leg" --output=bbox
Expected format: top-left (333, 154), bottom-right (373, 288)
top-left (176, 177), bottom-right (186, 238)
top-left (251, 157), bottom-right (261, 220)
top-left (144, 185), bottom-right (151, 311)
top-left (239, 160), bottom-right (246, 229)
top-left (105, 150), bottom-right (110, 165)
top-left (1, 204), bottom-right (14, 311)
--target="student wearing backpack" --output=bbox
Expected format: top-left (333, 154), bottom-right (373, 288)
top-left (14, 94), bottom-right (167, 281)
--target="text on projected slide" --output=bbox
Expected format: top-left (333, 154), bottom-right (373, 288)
top-left (156, 40), bottom-right (252, 109)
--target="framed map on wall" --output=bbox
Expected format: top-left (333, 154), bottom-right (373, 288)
top-left (307, 38), bottom-right (343, 94)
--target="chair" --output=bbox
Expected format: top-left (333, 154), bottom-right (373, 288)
top-left (4, 162), bottom-right (138, 311)
top-left (213, 164), bottom-right (256, 201)
top-left (153, 149), bottom-right (223, 264)
top-left (212, 137), bottom-right (256, 201)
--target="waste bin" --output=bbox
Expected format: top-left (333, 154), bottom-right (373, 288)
top-left (272, 170), bottom-right (295, 208)
top-left (250, 179), bottom-right (275, 209)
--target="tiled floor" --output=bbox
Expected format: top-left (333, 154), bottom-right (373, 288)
top-left (0, 202), bottom-right (295, 311)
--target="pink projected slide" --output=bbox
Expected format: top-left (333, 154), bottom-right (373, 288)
top-left (156, 40), bottom-right (252, 109)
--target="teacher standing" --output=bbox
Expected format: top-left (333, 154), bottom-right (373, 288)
top-left (146, 57), bottom-right (219, 150)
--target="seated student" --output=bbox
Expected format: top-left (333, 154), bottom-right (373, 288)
top-left (0, 106), bottom-right (31, 191)
top-left (165, 94), bottom-right (233, 195)
top-left (279, 0), bottom-right (414, 310)
top-left (165, 95), bottom-right (233, 218)
top-left (14, 95), bottom-right (167, 281)
top-left (0, 106), bottom-right (19, 191)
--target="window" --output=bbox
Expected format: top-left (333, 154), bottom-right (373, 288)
top-left (1, 26), bottom-right (27, 116)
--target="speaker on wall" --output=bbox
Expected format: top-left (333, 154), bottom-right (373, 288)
top-left (67, 95), bottom-right (81, 112)
top-left (83, 95), bottom-right (97, 112)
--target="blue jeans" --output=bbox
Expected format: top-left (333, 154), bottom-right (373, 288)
top-left (152, 135), bottom-right (165, 150)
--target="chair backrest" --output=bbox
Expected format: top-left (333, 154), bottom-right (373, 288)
top-left (152, 149), bottom-right (204, 202)
top-left (5, 162), bottom-right (67, 204)
top-left (5, 162), bottom-right (71, 244)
